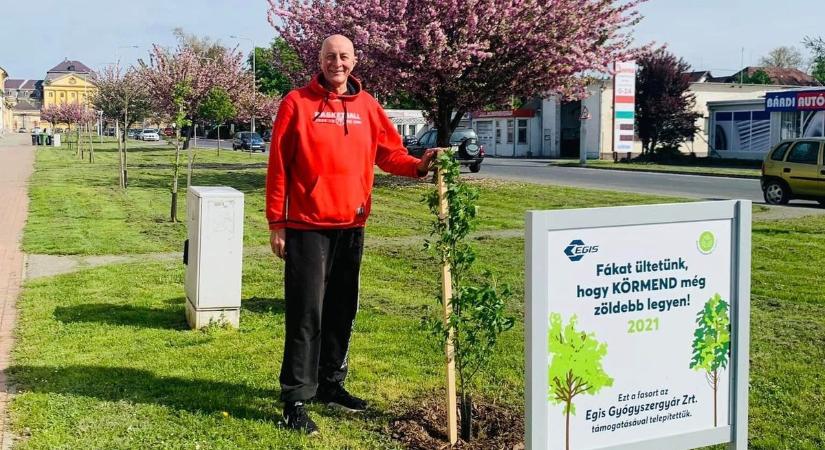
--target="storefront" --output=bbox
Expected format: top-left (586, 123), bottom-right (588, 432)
top-left (470, 109), bottom-right (540, 157)
top-left (708, 87), bottom-right (825, 159)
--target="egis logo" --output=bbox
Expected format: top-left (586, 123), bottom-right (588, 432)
top-left (564, 240), bottom-right (599, 262)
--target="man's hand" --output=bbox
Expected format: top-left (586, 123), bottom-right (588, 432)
top-left (416, 148), bottom-right (438, 175)
top-left (270, 229), bottom-right (286, 259)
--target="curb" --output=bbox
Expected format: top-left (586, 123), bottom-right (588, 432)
top-left (550, 164), bottom-right (761, 180)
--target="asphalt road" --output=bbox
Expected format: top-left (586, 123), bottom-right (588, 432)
top-left (185, 142), bottom-right (822, 211)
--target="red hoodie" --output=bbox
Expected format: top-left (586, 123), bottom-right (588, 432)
top-left (266, 74), bottom-right (424, 230)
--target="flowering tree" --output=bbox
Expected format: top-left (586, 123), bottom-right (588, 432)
top-left (236, 90), bottom-right (282, 130)
top-left (40, 105), bottom-right (59, 126)
top-left (91, 65), bottom-right (152, 186)
top-left (268, 0), bottom-right (644, 145)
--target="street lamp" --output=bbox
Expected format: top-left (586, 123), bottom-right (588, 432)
top-left (230, 35), bottom-right (256, 133)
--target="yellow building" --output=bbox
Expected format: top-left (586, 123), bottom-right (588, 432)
top-left (0, 65), bottom-right (8, 132)
top-left (42, 60), bottom-right (96, 108)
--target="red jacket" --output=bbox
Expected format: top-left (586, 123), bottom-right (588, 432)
top-left (266, 74), bottom-right (424, 230)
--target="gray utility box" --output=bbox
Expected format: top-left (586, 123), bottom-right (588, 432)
top-left (184, 186), bottom-right (244, 329)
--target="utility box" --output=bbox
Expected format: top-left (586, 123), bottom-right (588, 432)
top-left (184, 186), bottom-right (244, 329)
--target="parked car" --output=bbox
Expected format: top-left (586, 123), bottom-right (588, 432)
top-left (17, 127), bottom-right (27, 133)
top-left (232, 132), bottom-right (265, 151)
top-left (141, 129), bottom-right (160, 141)
top-left (406, 128), bottom-right (485, 172)
top-left (130, 129), bottom-right (143, 139)
top-left (761, 138), bottom-right (825, 206)
top-left (162, 127), bottom-right (175, 137)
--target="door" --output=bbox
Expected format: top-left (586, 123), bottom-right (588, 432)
top-left (783, 141), bottom-right (822, 196)
top-left (474, 120), bottom-right (494, 152)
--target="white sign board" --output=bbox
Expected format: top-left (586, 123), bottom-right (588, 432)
top-left (526, 201), bottom-right (750, 450)
top-left (613, 61), bottom-right (636, 153)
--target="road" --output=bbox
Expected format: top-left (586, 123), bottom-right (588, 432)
top-left (185, 142), bottom-right (823, 212)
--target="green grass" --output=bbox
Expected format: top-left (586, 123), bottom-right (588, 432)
top-left (556, 159), bottom-right (761, 178)
top-left (24, 142), bottom-right (682, 255)
top-left (10, 142), bottom-right (825, 448)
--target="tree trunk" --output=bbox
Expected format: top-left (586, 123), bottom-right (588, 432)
top-left (88, 124), bottom-right (95, 163)
top-left (459, 393), bottom-right (473, 442)
top-left (123, 109), bottom-right (129, 187)
top-left (187, 141), bottom-right (194, 189)
top-left (565, 399), bottom-right (572, 450)
top-left (171, 135), bottom-right (181, 222)
top-left (217, 124), bottom-right (221, 157)
top-left (116, 120), bottom-right (125, 189)
top-left (712, 369), bottom-right (718, 427)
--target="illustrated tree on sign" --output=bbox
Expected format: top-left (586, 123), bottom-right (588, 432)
top-left (690, 293), bottom-right (731, 427)
top-left (548, 313), bottom-right (613, 450)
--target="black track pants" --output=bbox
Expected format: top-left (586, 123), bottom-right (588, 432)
top-left (279, 227), bottom-right (364, 402)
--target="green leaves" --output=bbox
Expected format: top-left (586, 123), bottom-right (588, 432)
top-left (690, 293), bottom-right (731, 373)
top-left (547, 313), bottom-right (613, 414)
top-left (423, 151), bottom-right (514, 396)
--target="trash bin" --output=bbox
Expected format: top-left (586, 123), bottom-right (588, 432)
top-left (31, 134), bottom-right (37, 145)
top-left (52, 134), bottom-right (62, 147)
top-left (46, 135), bottom-right (53, 146)
top-left (38, 134), bottom-right (46, 145)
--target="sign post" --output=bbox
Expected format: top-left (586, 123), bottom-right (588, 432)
top-left (613, 61), bottom-right (637, 155)
top-left (436, 162), bottom-right (459, 445)
top-left (526, 201), bottom-right (750, 450)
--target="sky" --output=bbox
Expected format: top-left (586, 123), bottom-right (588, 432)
top-left (1, 0), bottom-right (823, 80)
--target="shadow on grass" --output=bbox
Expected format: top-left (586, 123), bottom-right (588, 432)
top-left (242, 297), bottom-right (286, 315)
top-left (7, 364), bottom-right (279, 421)
top-left (125, 170), bottom-right (267, 193)
top-left (53, 302), bottom-right (188, 330)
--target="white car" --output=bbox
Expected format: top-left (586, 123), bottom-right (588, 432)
top-left (141, 129), bottom-right (160, 141)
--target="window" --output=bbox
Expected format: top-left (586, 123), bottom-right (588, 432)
top-left (770, 142), bottom-right (792, 161)
top-left (786, 141), bottom-right (820, 165)
top-left (495, 123), bottom-right (501, 144)
top-left (408, 124), bottom-right (416, 136)
top-left (396, 124), bottom-right (404, 135)
top-left (48, 92), bottom-right (53, 97)
top-left (517, 119), bottom-right (528, 144)
top-left (60, 92), bottom-right (65, 98)
top-left (506, 119), bottom-right (514, 143)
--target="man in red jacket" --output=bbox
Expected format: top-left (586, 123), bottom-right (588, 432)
top-left (266, 34), bottom-right (435, 434)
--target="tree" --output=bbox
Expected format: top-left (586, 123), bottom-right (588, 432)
top-left (690, 293), bottom-right (731, 427)
top-left (635, 48), bottom-right (701, 156)
top-left (255, 39), bottom-right (302, 96)
top-left (172, 27), bottom-right (227, 60)
top-left (548, 313), bottom-right (613, 450)
top-left (758, 46), bottom-right (804, 69)
top-left (424, 152), bottom-right (514, 442)
top-left (169, 82), bottom-right (193, 222)
top-left (198, 87), bottom-right (237, 155)
top-left (803, 36), bottom-right (825, 84)
top-left (91, 65), bottom-right (152, 188)
top-left (741, 69), bottom-right (772, 84)
top-left (268, 0), bottom-right (643, 146)
top-left (236, 90), bottom-right (282, 133)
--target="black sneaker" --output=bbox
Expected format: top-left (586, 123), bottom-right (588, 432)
top-left (283, 401), bottom-right (319, 435)
top-left (315, 384), bottom-right (368, 413)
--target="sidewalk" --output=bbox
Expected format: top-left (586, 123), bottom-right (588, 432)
top-left (0, 134), bottom-right (34, 449)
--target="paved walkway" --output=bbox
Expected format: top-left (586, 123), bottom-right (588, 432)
top-left (0, 134), bottom-right (34, 449)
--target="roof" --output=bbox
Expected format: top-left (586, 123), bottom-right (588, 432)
top-left (46, 59), bottom-right (92, 74)
top-left (728, 67), bottom-right (821, 86)
top-left (686, 71), bottom-right (712, 83)
top-left (4, 79), bottom-right (42, 90)
top-left (11, 98), bottom-right (41, 111)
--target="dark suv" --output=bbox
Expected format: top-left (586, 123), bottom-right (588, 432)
top-left (232, 132), bottom-right (265, 152)
top-left (406, 128), bottom-right (484, 172)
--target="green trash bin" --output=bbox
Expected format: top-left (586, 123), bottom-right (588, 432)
top-left (38, 134), bottom-right (46, 145)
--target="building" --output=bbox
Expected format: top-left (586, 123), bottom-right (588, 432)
top-left (2, 59), bottom-right (97, 132)
top-left (42, 60), bottom-right (96, 108)
top-left (708, 87), bottom-right (825, 159)
top-left (385, 109), bottom-right (427, 138)
top-left (0, 66), bottom-right (7, 133)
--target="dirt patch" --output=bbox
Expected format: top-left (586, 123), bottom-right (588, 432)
top-left (389, 397), bottom-right (524, 450)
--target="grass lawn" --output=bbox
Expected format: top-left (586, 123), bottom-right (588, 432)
top-left (554, 159), bottom-right (761, 178)
top-left (8, 143), bottom-right (825, 449)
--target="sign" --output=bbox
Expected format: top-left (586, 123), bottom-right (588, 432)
top-left (765, 88), bottom-right (825, 112)
top-left (526, 201), bottom-right (750, 450)
top-left (472, 109), bottom-right (536, 119)
top-left (613, 61), bottom-right (636, 152)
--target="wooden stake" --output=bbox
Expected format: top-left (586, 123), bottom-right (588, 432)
top-left (436, 161), bottom-right (458, 445)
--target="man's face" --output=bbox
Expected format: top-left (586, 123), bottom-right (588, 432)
top-left (319, 36), bottom-right (356, 88)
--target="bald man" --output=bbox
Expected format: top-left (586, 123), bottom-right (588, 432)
top-left (265, 35), bottom-right (436, 434)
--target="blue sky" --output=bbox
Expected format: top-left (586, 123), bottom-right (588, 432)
top-left (1, 0), bottom-right (823, 80)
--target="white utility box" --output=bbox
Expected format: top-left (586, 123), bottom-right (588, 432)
top-left (184, 186), bottom-right (244, 329)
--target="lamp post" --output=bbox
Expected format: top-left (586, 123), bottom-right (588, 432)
top-left (230, 35), bottom-right (256, 133)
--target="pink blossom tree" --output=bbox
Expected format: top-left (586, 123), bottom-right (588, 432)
top-left (269, 0), bottom-right (644, 146)
top-left (236, 90), bottom-right (282, 130)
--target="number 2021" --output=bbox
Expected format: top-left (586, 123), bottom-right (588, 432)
top-left (628, 317), bottom-right (659, 333)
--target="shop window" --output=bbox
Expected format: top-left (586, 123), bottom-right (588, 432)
top-left (780, 111), bottom-right (801, 140)
top-left (506, 119), bottom-right (514, 143)
top-left (517, 119), bottom-right (528, 144)
top-left (787, 141), bottom-right (820, 164)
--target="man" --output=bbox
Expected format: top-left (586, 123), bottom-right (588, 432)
top-left (265, 34), bottom-right (436, 435)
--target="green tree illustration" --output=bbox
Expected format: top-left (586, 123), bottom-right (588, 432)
top-left (690, 293), bottom-right (731, 427)
top-left (548, 313), bottom-right (613, 450)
